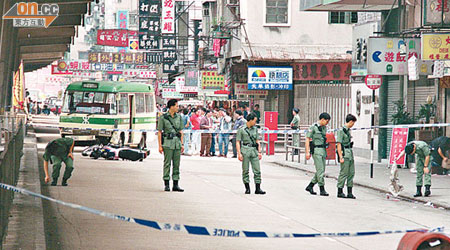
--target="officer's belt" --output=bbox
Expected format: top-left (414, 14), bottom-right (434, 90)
top-left (243, 143), bottom-right (258, 148)
top-left (314, 144), bottom-right (328, 148)
top-left (343, 144), bottom-right (353, 149)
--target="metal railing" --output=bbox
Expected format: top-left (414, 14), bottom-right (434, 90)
top-left (0, 114), bottom-right (25, 245)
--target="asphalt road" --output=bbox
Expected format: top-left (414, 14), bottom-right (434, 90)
top-left (32, 118), bottom-right (449, 250)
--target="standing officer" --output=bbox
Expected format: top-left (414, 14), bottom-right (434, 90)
top-left (290, 108), bottom-right (300, 155)
top-left (236, 113), bottom-right (265, 195)
top-left (305, 112), bottom-right (331, 196)
top-left (157, 99), bottom-right (184, 192)
top-left (43, 137), bottom-right (75, 186)
top-left (396, 141), bottom-right (432, 197)
top-left (336, 114), bottom-right (357, 199)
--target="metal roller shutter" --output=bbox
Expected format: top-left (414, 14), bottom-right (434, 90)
top-left (386, 77), bottom-right (401, 154)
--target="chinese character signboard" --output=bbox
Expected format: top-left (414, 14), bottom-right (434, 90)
top-left (162, 35), bottom-right (176, 49)
top-left (138, 71), bottom-right (157, 79)
top-left (139, 33), bottom-right (160, 50)
top-left (424, 0), bottom-right (450, 25)
top-left (162, 0), bottom-right (175, 34)
top-left (88, 53), bottom-right (147, 64)
top-left (368, 37), bottom-right (433, 75)
top-left (185, 68), bottom-right (199, 87)
top-left (97, 29), bottom-right (129, 47)
top-left (162, 88), bottom-right (183, 99)
top-left (422, 34), bottom-right (450, 60)
top-left (117, 10), bottom-right (129, 29)
top-left (176, 76), bottom-right (198, 93)
top-left (145, 51), bottom-right (163, 63)
top-left (201, 71), bottom-right (225, 90)
top-left (163, 50), bottom-right (177, 62)
top-left (139, 16), bottom-right (161, 34)
top-left (293, 62), bottom-right (351, 81)
top-left (163, 61), bottom-right (177, 74)
top-left (235, 83), bottom-right (268, 95)
top-left (389, 128), bottom-right (409, 165)
top-left (247, 66), bottom-right (293, 90)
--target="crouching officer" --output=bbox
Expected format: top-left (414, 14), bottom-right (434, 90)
top-left (397, 141), bottom-right (432, 197)
top-left (157, 99), bottom-right (184, 192)
top-left (305, 112), bottom-right (331, 196)
top-left (336, 114), bottom-right (357, 199)
top-left (236, 113), bottom-right (265, 195)
top-left (43, 137), bottom-right (75, 186)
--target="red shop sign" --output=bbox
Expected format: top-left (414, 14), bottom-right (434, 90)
top-left (293, 62), bottom-right (351, 81)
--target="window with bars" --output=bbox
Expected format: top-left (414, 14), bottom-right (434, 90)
top-left (329, 12), bottom-right (358, 24)
top-left (266, 0), bottom-right (289, 25)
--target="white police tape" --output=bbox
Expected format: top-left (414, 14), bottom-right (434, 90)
top-left (31, 122), bottom-right (450, 135)
top-left (0, 182), bottom-right (444, 238)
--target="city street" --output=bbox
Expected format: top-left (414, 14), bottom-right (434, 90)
top-left (31, 118), bottom-right (449, 250)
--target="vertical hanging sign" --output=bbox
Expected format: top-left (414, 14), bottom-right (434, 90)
top-left (161, 0), bottom-right (174, 34)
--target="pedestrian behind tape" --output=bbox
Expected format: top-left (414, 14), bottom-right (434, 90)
top-left (305, 112), bottom-right (331, 196)
top-left (236, 113), bottom-right (265, 195)
top-left (157, 99), bottom-right (185, 192)
top-left (290, 108), bottom-right (300, 155)
top-left (396, 141), bottom-right (432, 197)
top-left (43, 137), bottom-right (75, 186)
top-left (336, 114), bottom-right (357, 199)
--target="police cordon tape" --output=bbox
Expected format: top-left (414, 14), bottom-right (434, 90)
top-left (30, 122), bottom-right (450, 135)
top-left (0, 182), bottom-right (445, 238)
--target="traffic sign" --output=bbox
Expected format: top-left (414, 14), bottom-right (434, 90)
top-left (365, 74), bottom-right (382, 90)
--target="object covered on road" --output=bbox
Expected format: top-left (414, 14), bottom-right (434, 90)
top-left (82, 144), bottom-right (149, 162)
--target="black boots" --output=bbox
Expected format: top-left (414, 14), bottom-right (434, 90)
top-left (62, 178), bottom-right (68, 186)
top-left (255, 183), bottom-right (266, 195)
top-left (305, 182), bottom-right (317, 195)
top-left (164, 180), bottom-right (170, 191)
top-left (51, 179), bottom-right (57, 186)
top-left (244, 183), bottom-right (251, 194)
top-left (425, 185), bottom-right (431, 197)
top-left (172, 180), bottom-right (184, 192)
top-left (319, 186), bottom-right (329, 196)
top-left (414, 186), bottom-right (422, 197)
top-left (347, 187), bottom-right (356, 199)
top-left (337, 188), bottom-right (346, 198)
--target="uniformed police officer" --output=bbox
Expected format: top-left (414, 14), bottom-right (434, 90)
top-left (336, 114), bottom-right (357, 199)
top-left (290, 108), bottom-right (300, 155)
top-left (397, 141), bottom-right (432, 197)
top-left (43, 137), bottom-right (75, 186)
top-left (157, 99), bottom-right (184, 192)
top-left (305, 112), bottom-right (331, 196)
top-left (236, 113), bottom-right (265, 195)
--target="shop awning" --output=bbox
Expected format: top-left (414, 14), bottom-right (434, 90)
top-left (300, 0), bottom-right (395, 12)
top-left (18, 0), bottom-right (93, 72)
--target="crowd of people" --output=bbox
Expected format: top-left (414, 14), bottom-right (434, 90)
top-left (156, 103), bottom-right (261, 158)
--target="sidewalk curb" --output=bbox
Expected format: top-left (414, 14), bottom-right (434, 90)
top-left (271, 161), bottom-right (450, 211)
top-left (3, 127), bottom-right (46, 249)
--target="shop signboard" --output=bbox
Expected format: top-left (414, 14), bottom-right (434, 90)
top-left (368, 37), bottom-right (433, 75)
top-left (235, 83), bottom-right (268, 95)
top-left (176, 76), bottom-right (198, 93)
top-left (162, 88), bottom-right (183, 99)
top-left (423, 0), bottom-right (450, 25)
top-left (161, 0), bottom-right (175, 34)
top-left (293, 62), bottom-right (351, 81)
top-left (248, 66), bottom-right (293, 90)
top-left (201, 71), bottom-right (225, 90)
top-left (389, 128), bottom-right (409, 165)
top-left (422, 33), bottom-right (450, 60)
top-left (97, 29), bottom-right (129, 47)
top-left (117, 10), bottom-right (129, 29)
top-left (185, 68), bottom-right (199, 87)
